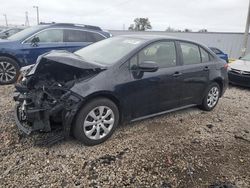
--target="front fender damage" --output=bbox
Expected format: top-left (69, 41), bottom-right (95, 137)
top-left (13, 52), bottom-right (104, 145)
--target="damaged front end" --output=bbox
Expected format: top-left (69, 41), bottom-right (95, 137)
top-left (13, 51), bottom-right (105, 144)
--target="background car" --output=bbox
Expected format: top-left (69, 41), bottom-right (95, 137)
top-left (14, 35), bottom-right (228, 145)
top-left (0, 28), bottom-right (24, 39)
top-left (209, 47), bottom-right (229, 63)
top-left (0, 23), bottom-right (111, 85)
top-left (228, 54), bottom-right (250, 87)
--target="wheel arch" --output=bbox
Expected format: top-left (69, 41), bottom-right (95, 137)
top-left (212, 77), bottom-right (223, 97)
top-left (79, 91), bottom-right (124, 123)
top-left (0, 53), bottom-right (21, 67)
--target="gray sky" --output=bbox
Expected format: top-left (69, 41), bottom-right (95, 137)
top-left (0, 0), bottom-right (248, 32)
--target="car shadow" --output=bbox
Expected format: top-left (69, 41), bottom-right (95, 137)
top-left (228, 83), bottom-right (250, 91)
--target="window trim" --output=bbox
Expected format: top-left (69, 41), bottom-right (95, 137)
top-left (199, 46), bottom-right (211, 63)
top-left (21, 27), bottom-right (107, 44)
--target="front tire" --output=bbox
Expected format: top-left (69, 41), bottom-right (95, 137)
top-left (200, 83), bottom-right (221, 111)
top-left (73, 98), bottom-right (119, 146)
top-left (0, 57), bottom-right (19, 85)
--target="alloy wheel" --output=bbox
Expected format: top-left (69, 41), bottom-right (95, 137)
top-left (207, 86), bottom-right (219, 108)
top-left (83, 106), bottom-right (115, 140)
top-left (0, 61), bottom-right (17, 83)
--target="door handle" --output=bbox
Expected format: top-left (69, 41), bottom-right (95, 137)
top-left (203, 66), bottom-right (209, 71)
top-left (173, 72), bottom-right (182, 77)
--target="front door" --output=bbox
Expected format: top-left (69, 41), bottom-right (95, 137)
top-left (21, 29), bottom-right (68, 65)
top-left (128, 40), bottom-right (182, 119)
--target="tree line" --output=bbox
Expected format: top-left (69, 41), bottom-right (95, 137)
top-left (128, 18), bottom-right (208, 32)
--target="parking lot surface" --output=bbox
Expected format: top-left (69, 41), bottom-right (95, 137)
top-left (0, 85), bottom-right (249, 187)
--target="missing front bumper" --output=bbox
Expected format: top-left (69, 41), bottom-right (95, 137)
top-left (14, 89), bottom-right (83, 136)
top-left (14, 103), bottom-right (32, 135)
top-left (14, 102), bottom-right (50, 135)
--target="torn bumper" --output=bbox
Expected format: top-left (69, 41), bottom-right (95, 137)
top-left (13, 89), bottom-right (83, 135)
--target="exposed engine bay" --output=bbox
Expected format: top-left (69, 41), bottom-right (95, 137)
top-left (13, 51), bottom-right (104, 145)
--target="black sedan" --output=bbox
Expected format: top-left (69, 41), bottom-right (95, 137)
top-left (14, 35), bottom-right (228, 145)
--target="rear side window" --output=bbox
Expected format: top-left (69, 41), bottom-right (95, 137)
top-left (64, 29), bottom-right (105, 42)
top-left (64, 30), bottom-right (87, 42)
top-left (87, 32), bottom-right (105, 42)
top-left (200, 47), bottom-right (210, 62)
top-left (180, 42), bottom-right (201, 65)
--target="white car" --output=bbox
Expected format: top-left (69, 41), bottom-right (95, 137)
top-left (228, 54), bottom-right (250, 87)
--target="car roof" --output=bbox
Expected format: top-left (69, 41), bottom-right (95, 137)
top-left (117, 34), bottom-right (203, 44)
top-left (40, 23), bottom-right (103, 32)
top-left (119, 34), bottom-right (177, 40)
top-left (116, 35), bottom-right (217, 58)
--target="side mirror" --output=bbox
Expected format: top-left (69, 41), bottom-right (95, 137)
top-left (138, 61), bottom-right (158, 72)
top-left (5, 32), bottom-right (9, 37)
top-left (31, 36), bottom-right (40, 46)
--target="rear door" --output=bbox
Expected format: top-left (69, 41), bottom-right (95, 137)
top-left (21, 28), bottom-right (68, 64)
top-left (177, 41), bottom-right (213, 105)
top-left (63, 29), bottom-right (106, 52)
top-left (128, 40), bottom-right (182, 118)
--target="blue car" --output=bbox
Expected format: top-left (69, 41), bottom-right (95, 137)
top-left (0, 23), bottom-right (111, 84)
top-left (209, 47), bottom-right (229, 63)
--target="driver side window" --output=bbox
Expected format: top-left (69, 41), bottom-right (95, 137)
top-left (130, 41), bottom-right (177, 69)
top-left (25, 29), bottom-right (63, 43)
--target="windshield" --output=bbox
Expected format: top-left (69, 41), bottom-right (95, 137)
top-left (241, 54), bottom-right (250, 61)
top-left (8, 25), bottom-right (46, 41)
top-left (75, 37), bottom-right (145, 65)
top-left (0, 29), bottom-right (9, 34)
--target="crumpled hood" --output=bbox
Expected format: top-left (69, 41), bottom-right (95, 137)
top-left (27, 50), bottom-right (107, 76)
top-left (229, 59), bottom-right (250, 72)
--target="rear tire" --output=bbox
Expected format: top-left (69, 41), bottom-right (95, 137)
top-left (200, 83), bottom-right (221, 111)
top-left (0, 57), bottom-right (19, 85)
top-left (73, 98), bottom-right (119, 146)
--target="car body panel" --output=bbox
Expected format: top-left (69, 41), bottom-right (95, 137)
top-left (13, 35), bottom-right (228, 140)
top-left (229, 59), bottom-right (250, 72)
top-left (228, 59), bottom-right (250, 87)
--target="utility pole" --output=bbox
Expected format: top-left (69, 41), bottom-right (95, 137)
top-left (241, 0), bottom-right (250, 57)
top-left (3, 14), bottom-right (8, 26)
top-left (25, 11), bottom-right (30, 27)
top-left (33, 6), bottom-right (39, 25)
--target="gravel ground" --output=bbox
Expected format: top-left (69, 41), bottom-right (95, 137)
top-left (0, 85), bottom-right (250, 188)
